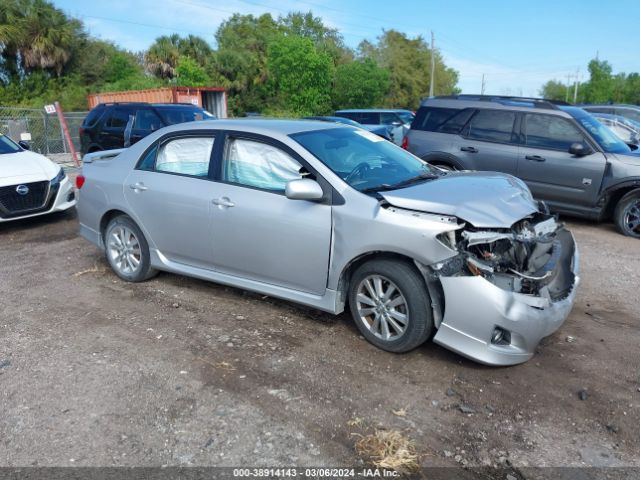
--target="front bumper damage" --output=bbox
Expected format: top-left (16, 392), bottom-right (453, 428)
top-left (425, 215), bottom-right (579, 366)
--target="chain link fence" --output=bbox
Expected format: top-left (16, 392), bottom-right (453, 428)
top-left (0, 106), bottom-right (87, 170)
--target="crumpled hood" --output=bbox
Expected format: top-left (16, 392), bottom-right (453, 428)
top-left (380, 171), bottom-right (538, 228)
top-left (0, 150), bottom-right (58, 186)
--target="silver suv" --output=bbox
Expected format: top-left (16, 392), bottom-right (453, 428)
top-left (77, 120), bottom-right (578, 366)
top-left (406, 95), bottom-right (640, 238)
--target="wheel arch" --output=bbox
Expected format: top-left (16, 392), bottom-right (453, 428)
top-left (100, 209), bottom-right (132, 239)
top-left (600, 180), bottom-right (640, 220)
top-left (420, 152), bottom-right (465, 170)
top-left (336, 251), bottom-right (425, 309)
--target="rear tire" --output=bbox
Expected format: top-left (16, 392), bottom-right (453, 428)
top-left (104, 215), bottom-right (158, 282)
top-left (348, 259), bottom-right (433, 353)
top-left (614, 190), bottom-right (640, 238)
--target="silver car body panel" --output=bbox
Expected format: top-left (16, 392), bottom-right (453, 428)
top-left (77, 119), bottom-right (579, 366)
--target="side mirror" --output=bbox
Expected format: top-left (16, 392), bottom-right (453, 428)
top-left (18, 140), bottom-right (30, 150)
top-left (568, 142), bottom-right (591, 156)
top-left (285, 179), bottom-right (324, 201)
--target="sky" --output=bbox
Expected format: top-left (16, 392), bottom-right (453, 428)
top-left (53, 0), bottom-right (640, 98)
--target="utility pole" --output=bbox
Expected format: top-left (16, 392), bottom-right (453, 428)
top-left (565, 73), bottom-right (573, 102)
top-left (481, 74), bottom-right (486, 95)
top-left (573, 68), bottom-right (580, 104)
top-left (429, 31), bottom-right (435, 97)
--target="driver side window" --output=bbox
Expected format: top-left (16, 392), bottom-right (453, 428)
top-left (223, 138), bottom-right (303, 192)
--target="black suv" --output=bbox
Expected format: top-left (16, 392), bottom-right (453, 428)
top-left (80, 102), bottom-right (215, 155)
top-left (406, 95), bottom-right (640, 238)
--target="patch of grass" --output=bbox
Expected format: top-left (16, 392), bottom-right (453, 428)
top-left (355, 429), bottom-right (419, 473)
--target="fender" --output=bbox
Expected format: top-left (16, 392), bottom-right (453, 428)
top-left (596, 177), bottom-right (640, 219)
top-left (420, 151), bottom-right (465, 170)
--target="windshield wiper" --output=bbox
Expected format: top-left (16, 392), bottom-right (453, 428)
top-left (361, 172), bottom-right (439, 193)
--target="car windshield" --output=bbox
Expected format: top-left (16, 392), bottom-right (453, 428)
top-left (565, 108), bottom-right (632, 154)
top-left (291, 127), bottom-right (437, 192)
top-left (154, 106), bottom-right (215, 125)
top-left (0, 134), bottom-right (21, 154)
top-left (396, 111), bottom-right (415, 124)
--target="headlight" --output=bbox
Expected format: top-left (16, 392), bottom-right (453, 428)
top-left (51, 167), bottom-right (66, 185)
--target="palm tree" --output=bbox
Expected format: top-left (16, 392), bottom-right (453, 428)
top-left (145, 34), bottom-right (181, 80)
top-left (177, 35), bottom-right (212, 67)
top-left (0, 0), bottom-right (83, 77)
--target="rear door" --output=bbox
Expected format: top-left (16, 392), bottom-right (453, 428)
top-left (129, 107), bottom-right (164, 146)
top-left (123, 133), bottom-right (218, 269)
top-left (517, 113), bottom-right (606, 207)
top-left (99, 107), bottom-right (132, 150)
top-left (208, 133), bottom-right (332, 295)
top-left (457, 109), bottom-right (520, 174)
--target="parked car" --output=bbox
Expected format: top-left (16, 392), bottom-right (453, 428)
top-left (0, 134), bottom-right (76, 222)
top-left (590, 112), bottom-right (640, 146)
top-left (334, 109), bottom-right (414, 146)
top-left (303, 115), bottom-right (392, 141)
top-left (580, 104), bottom-right (640, 124)
top-left (406, 95), bottom-right (640, 238)
top-left (79, 102), bottom-right (215, 155)
top-left (76, 119), bottom-right (578, 366)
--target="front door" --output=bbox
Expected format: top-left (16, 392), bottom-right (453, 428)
top-left (209, 135), bottom-right (332, 295)
top-left (124, 134), bottom-right (217, 269)
top-left (517, 113), bottom-right (607, 208)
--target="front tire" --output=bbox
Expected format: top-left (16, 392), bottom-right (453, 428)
top-left (348, 259), bottom-right (433, 353)
top-left (104, 215), bottom-right (157, 282)
top-left (614, 190), bottom-right (640, 238)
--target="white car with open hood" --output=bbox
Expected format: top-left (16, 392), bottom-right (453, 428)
top-left (0, 134), bottom-right (76, 222)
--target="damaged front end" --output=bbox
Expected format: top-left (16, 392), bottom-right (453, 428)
top-left (425, 212), bottom-right (579, 366)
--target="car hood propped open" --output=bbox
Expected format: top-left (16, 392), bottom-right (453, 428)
top-left (380, 171), bottom-right (538, 228)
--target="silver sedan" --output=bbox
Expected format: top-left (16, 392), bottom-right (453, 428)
top-left (76, 120), bottom-right (579, 366)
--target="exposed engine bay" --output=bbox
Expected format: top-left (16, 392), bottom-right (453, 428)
top-left (433, 212), bottom-right (576, 301)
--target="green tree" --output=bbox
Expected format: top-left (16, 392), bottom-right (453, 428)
top-left (177, 34), bottom-right (212, 67)
top-left (540, 79), bottom-right (569, 101)
top-left (332, 59), bottom-right (390, 108)
top-left (209, 13), bottom-right (280, 115)
top-left (267, 35), bottom-right (333, 115)
top-left (359, 30), bottom-right (459, 109)
top-left (583, 59), bottom-right (614, 103)
top-left (0, 0), bottom-right (84, 77)
top-left (145, 34), bottom-right (181, 79)
top-left (176, 56), bottom-right (210, 86)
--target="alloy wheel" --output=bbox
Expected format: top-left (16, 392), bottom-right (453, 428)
top-left (624, 200), bottom-right (640, 235)
top-left (107, 225), bottom-right (142, 275)
top-left (355, 274), bottom-right (409, 340)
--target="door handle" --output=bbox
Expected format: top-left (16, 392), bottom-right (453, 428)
top-left (525, 155), bottom-right (546, 162)
top-left (212, 197), bottom-right (235, 208)
top-left (129, 182), bottom-right (148, 191)
top-left (460, 146), bottom-right (478, 153)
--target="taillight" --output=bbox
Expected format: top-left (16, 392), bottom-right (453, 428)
top-left (79, 127), bottom-right (85, 136)
top-left (75, 175), bottom-right (85, 189)
top-left (401, 135), bottom-right (409, 150)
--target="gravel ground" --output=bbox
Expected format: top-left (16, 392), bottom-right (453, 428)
top-left (0, 211), bottom-right (639, 472)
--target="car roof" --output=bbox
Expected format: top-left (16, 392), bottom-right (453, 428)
top-left (336, 109), bottom-right (412, 113)
top-left (420, 96), bottom-right (573, 117)
top-left (160, 118), bottom-right (346, 135)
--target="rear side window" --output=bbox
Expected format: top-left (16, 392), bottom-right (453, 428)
top-left (617, 108), bottom-right (640, 123)
top-left (412, 107), bottom-right (474, 134)
top-left (335, 112), bottom-right (358, 121)
top-left (524, 114), bottom-right (584, 151)
top-left (358, 112), bottom-right (380, 124)
top-left (134, 109), bottom-right (163, 131)
top-left (467, 110), bottom-right (517, 143)
top-left (83, 107), bottom-right (105, 127)
top-left (154, 107), bottom-right (210, 125)
top-left (106, 108), bottom-right (132, 128)
top-left (155, 136), bottom-right (214, 177)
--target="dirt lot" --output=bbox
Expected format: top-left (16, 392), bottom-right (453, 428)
top-left (1, 210), bottom-right (639, 472)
